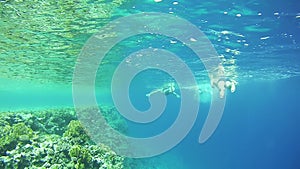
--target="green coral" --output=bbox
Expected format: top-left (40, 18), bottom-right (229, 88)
top-left (0, 108), bottom-right (125, 168)
top-left (10, 123), bottom-right (34, 141)
top-left (0, 122), bottom-right (34, 155)
top-left (69, 145), bottom-right (92, 169)
top-left (100, 106), bottom-right (128, 134)
top-left (63, 120), bottom-right (91, 145)
top-left (34, 109), bottom-right (76, 135)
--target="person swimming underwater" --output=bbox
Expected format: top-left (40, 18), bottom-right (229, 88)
top-left (210, 64), bottom-right (236, 98)
top-left (146, 82), bottom-right (180, 98)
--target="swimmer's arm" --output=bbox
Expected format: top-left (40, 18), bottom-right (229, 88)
top-left (146, 89), bottom-right (163, 97)
top-left (173, 92), bottom-right (180, 98)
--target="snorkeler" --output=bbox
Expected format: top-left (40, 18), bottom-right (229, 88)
top-left (146, 82), bottom-right (180, 98)
top-left (210, 64), bottom-right (237, 98)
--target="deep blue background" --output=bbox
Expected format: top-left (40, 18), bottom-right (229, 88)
top-left (123, 0), bottom-right (300, 167)
top-left (128, 76), bottom-right (300, 169)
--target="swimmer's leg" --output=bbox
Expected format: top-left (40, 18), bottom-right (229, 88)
top-left (209, 75), bottom-right (215, 87)
top-left (230, 82), bottom-right (236, 93)
top-left (219, 89), bottom-right (225, 98)
top-left (217, 81), bottom-right (226, 99)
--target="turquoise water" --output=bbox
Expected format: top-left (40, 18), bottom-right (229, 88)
top-left (1, 0), bottom-right (300, 168)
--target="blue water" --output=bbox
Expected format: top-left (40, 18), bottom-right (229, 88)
top-left (116, 0), bottom-right (300, 168)
top-left (125, 76), bottom-right (300, 169)
top-left (1, 0), bottom-right (300, 168)
top-left (179, 77), bottom-right (300, 169)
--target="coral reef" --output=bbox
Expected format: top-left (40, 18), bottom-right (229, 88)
top-left (0, 107), bottom-right (126, 169)
top-left (100, 106), bottom-right (128, 135)
top-left (0, 122), bottom-right (34, 156)
top-left (63, 120), bottom-right (91, 145)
